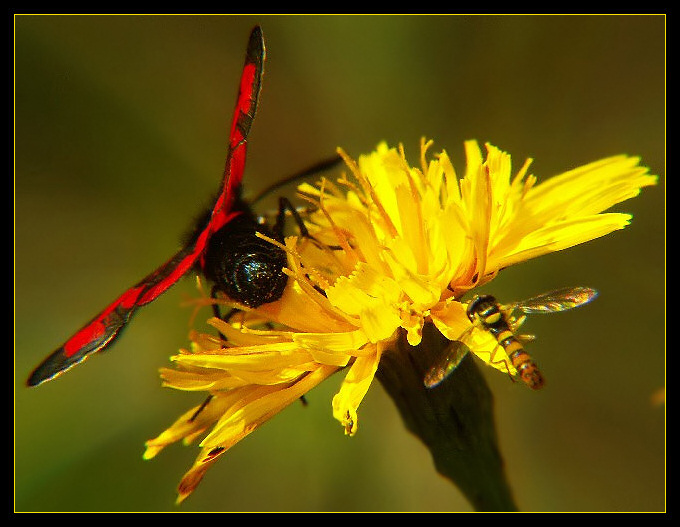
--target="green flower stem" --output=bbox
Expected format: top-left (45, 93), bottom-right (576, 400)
top-left (376, 323), bottom-right (517, 512)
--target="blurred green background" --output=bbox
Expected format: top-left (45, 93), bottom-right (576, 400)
top-left (14, 15), bottom-right (665, 512)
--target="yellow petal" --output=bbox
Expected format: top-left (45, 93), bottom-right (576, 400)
top-left (159, 368), bottom-right (247, 391)
top-left (430, 300), bottom-right (471, 341)
top-left (491, 213), bottom-right (633, 270)
top-left (255, 279), bottom-right (352, 334)
top-left (326, 263), bottom-right (403, 342)
top-left (200, 366), bottom-right (337, 450)
top-left (143, 392), bottom-right (242, 460)
top-left (172, 345), bottom-right (312, 372)
top-left (383, 238), bottom-right (441, 307)
top-left (331, 345), bottom-right (382, 436)
top-left (293, 329), bottom-right (369, 355)
top-left (525, 155), bottom-right (656, 217)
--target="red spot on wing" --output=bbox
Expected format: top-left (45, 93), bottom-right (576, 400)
top-left (63, 318), bottom-right (107, 357)
top-left (209, 27), bottom-right (264, 233)
top-left (231, 63), bottom-right (257, 147)
top-left (62, 287), bottom-right (143, 357)
top-left (28, 243), bottom-right (203, 385)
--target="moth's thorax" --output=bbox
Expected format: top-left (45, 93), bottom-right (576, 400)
top-left (202, 212), bottom-right (288, 308)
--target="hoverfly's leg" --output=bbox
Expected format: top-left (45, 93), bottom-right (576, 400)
top-left (487, 344), bottom-right (517, 383)
top-left (188, 394), bottom-right (214, 423)
top-left (507, 313), bottom-right (526, 334)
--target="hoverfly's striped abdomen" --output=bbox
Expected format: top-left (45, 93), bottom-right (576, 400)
top-left (467, 295), bottom-right (545, 390)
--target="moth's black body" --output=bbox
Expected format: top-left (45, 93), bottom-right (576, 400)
top-left (200, 200), bottom-right (289, 308)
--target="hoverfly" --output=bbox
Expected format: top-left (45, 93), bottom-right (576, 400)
top-left (424, 287), bottom-right (598, 389)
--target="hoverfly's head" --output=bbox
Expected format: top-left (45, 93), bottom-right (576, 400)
top-left (465, 294), bottom-right (497, 323)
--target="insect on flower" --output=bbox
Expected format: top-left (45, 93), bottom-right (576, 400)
top-left (27, 26), bottom-right (339, 387)
top-left (424, 287), bottom-right (599, 389)
top-left (142, 138), bottom-right (654, 503)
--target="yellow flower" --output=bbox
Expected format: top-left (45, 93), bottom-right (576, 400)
top-left (144, 138), bottom-right (656, 502)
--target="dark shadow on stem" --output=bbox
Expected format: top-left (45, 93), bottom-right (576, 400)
top-left (376, 323), bottom-right (518, 512)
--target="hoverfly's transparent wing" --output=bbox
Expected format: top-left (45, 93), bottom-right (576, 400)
top-left (510, 286), bottom-right (598, 314)
top-left (424, 340), bottom-right (471, 389)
